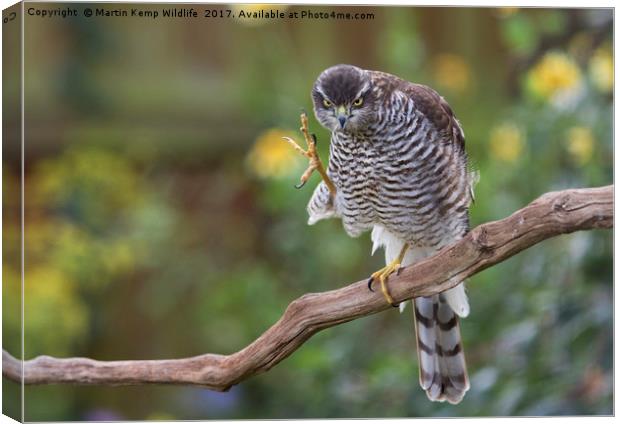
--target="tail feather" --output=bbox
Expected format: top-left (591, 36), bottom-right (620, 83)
top-left (414, 294), bottom-right (470, 404)
top-left (413, 296), bottom-right (436, 390)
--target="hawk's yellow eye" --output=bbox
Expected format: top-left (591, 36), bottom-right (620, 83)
top-left (353, 97), bottom-right (364, 107)
top-left (323, 99), bottom-right (332, 108)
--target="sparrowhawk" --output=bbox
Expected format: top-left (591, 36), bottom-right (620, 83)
top-left (284, 64), bottom-right (478, 404)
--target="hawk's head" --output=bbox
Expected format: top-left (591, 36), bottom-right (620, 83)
top-left (312, 64), bottom-right (376, 133)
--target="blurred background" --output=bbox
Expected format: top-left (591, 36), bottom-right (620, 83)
top-left (2, 4), bottom-right (613, 420)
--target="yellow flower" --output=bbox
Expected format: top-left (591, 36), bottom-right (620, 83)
top-left (566, 126), bottom-right (594, 166)
top-left (432, 54), bottom-right (471, 93)
top-left (246, 128), bottom-right (300, 179)
top-left (527, 52), bottom-right (582, 101)
top-left (33, 146), bottom-right (143, 210)
top-left (589, 45), bottom-right (613, 94)
top-left (24, 266), bottom-right (88, 356)
top-left (489, 123), bottom-right (525, 163)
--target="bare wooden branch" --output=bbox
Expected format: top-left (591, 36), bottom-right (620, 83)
top-left (3, 185), bottom-right (613, 390)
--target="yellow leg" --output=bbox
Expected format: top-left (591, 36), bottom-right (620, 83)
top-left (368, 244), bottom-right (409, 307)
top-left (282, 112), bottom-right (337, 197)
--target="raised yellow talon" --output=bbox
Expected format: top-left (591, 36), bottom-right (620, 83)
top-left (368, 244), bottom-right (409, 307)
top-left (282, 112), bottom-right (337, 196)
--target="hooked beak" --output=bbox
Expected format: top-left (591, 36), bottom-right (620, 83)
top-left (336, 105), bottom-right (347, 129)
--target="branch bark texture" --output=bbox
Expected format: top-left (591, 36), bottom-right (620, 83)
top-left (3, 185), bottom-right (613, 390)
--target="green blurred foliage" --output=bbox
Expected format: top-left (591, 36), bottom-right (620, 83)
top-left (3, 5), bottom-right (612, 420)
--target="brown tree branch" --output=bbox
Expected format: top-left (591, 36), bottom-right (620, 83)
top-left (2, 185), bottom-right (613, 390)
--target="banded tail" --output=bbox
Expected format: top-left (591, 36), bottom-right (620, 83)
top-left (371, 225), bottom-right (470, 404)
top-left (414, 291), bottom-right (470, 404)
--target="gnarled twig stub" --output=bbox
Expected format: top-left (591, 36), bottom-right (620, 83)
top-left (2, 185), bottom-right (613, 390)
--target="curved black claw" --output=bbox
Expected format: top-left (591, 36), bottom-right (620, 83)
top-left (311, 133), bottom-right (318, 145)
top-left (367, 277), bottom-right (375, 292)
top-left (391, 302), bottom-right (400, 308)
top-left (396, 266), bottom-right (403, 276)
top-left (295, 181), bottom-right (307, 189)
